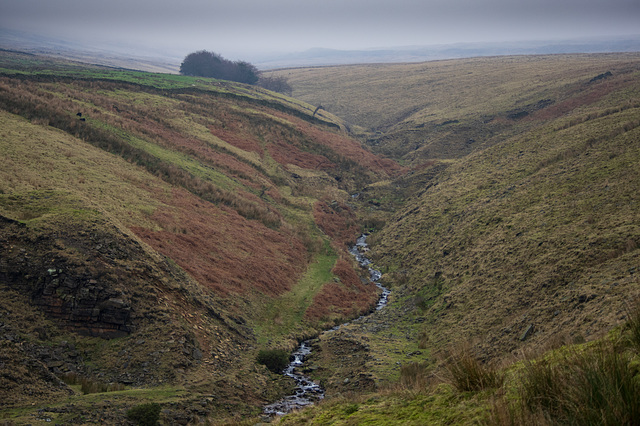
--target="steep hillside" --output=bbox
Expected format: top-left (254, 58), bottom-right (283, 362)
top-left (0, 51), bottom-right (402, 423)
top-left (267, 54), bottom-right (640, 165)
top-left (371, 82), bottom-right (640, 359)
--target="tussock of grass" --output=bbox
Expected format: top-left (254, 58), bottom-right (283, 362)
top-left (256, 349), bottom-right (290, 374)
top-left (625, 299), bottom-right (640, 351)
top-left (443, 345), bottom-right (504, 392)
top-left (126, 402), bottom-right (161, 426)
top-left (398, 361), bottom-right (431, 391)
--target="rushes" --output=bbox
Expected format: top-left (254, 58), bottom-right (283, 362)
top-left (398, 361), bottom-right (430, 390)
top-left (625, 299), bottom-right (640, 350)
top-left (493, 302), bottom-right (640, 425)
top-left (514, 343), bottom-right (640, 425)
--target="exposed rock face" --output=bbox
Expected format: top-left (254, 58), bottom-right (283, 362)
top-left (36, 268), bottom-right (131, 338)
top-left (0, 215), bottom-right (133, 338)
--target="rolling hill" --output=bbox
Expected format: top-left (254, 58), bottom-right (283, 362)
top-left (0, 51), bottom-right (401, 423)
top-left (2, 49), bottom-right (640, 425)
top-left (267, 53), bottom-right (640, 165)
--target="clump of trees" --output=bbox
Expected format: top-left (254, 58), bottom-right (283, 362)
top-left (180, 50), bottom-right (259, 84)
top-left (180, 50), bottom-right (292, 94)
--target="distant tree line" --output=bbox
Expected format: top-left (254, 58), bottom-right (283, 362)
top-left (179, 50), bottom-right (292, 95)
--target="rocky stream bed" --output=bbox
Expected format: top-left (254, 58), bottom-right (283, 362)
top-left (263, 235), bottom-right (390, 416)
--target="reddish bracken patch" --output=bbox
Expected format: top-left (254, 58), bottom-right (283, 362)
top-left (98, 107), bottom-right (265, 188)
top-left (300, 124), bottom-right (404, 177)
top-left (529, 77), bottom-right (634, 122)
top-left (264, 111), bottom-right (405, 177)
top-left (304, 259), bottom-right (379, 321)
top-left (313, 200), bottom-right (359, 248)
top-left (267, 141), bottom-right (335, 170)
top-left (131, 188), bottom-right (307, 297)
top-left (209, 125), bottom-right (264, 155)
top-left (332, 258), bottom-right (369, 289)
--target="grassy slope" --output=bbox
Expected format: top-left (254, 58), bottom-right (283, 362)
top-left (0, 51), bottom-right (348, 130)
top-left (267, 53), bottom-right (640, 165)
top-left (266, 54), bottom-right (640, 424)
top-left (0, 51), bottom-right (402, 423)
top-left (0, 109), bottom-right (288, 421)
top-left (372, 83), bottom-right (640, 358)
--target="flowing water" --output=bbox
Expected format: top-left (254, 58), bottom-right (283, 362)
top-left (263, 234), bottom-right (389, 416)
top-left (262, 342), bottom-right (324, 415)
top-left (349, 234), bottom-right (390, 311)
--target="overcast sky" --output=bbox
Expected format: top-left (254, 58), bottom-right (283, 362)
top-left (1, 0), bottom-right (639, 60)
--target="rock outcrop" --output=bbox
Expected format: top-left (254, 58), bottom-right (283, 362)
top-left (0, 215), bottom-right (133, 338)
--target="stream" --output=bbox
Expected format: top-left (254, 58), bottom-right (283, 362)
top-left (263, 234), bottom-right (390, 416)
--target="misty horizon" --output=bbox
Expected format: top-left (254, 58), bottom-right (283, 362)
top-left (1, 0), bottom-right (640, 63)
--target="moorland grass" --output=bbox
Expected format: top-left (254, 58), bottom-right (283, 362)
top-left (0, 50), bottom-right (405, 425)
top-left (0, 50), bottom-right (346, 130)
top-left (267, 53), bottom-right (640, 164)
top-left (3, 48), bottom-right (640, 425)
top-left (443, 345), bottom-right (504, 393)
top-left (264, 53), bottom-right (640, 425)
top-left (275, 302), bottom-right (640, 425)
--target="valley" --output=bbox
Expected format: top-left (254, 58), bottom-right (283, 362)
top-left (1, 50), bottom-right (640, 424)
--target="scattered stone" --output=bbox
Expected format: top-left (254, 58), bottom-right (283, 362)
top-left (520, 324), bottom-right (534, 341)
top-left (192, 348), bottom-right (203, 360)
